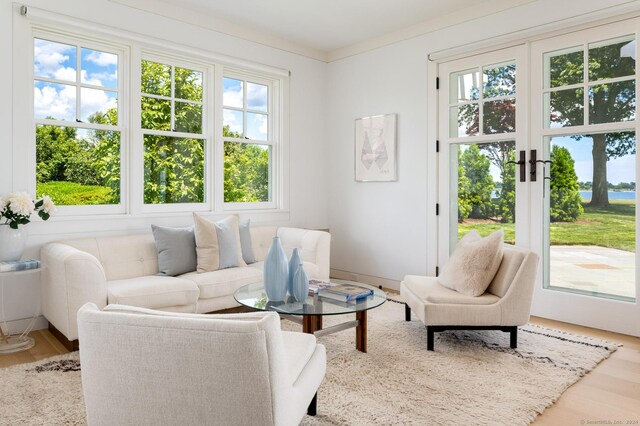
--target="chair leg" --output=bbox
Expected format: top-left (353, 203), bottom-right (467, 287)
top-left (404, 303), bottom-right (411, 321)
top-left (427, 326), bottom-right (435, 351)
top-left (510, 326), bottom-right (518, 349)
top-left (307, 392), bottom-right (317, 416)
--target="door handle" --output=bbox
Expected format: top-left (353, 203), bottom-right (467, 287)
top-left (507, 150), bottom-right (527, 182)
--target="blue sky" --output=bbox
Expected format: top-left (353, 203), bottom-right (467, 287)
top-left (223, 77), bottom-right (268, 140)
top-left (553, 135), bottom-right (636, 184)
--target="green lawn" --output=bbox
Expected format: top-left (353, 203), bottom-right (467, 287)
top-left (458, 200), bottom-right (635, 252)
top-left (37, 181), bottom-right (116, 206)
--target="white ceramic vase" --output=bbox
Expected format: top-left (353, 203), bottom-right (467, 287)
top-left (0, 224), bottom-right (27, 262)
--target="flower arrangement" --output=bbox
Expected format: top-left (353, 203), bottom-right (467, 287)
top-left (0, 192), bottom-right (57, 229)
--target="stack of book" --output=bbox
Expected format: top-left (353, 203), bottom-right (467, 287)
top-left (308, 280), bottom-right (333, 295)
top-left (0, 259), bottom-right (41, 273)
top-left (318, 283), bottom-right (373, 303)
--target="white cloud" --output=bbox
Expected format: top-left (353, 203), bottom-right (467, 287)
top-left (223, 109), bottom-right (243, 135)
top-left (34, 84), bottom-right (75, 122)
top-left (53, 67), bottom-right (76, 82)
top-left (223, 86), bottom-right (243, 108)
top-left (80, 70), bottom-right (104, 87)
top-left (84, 50), bottom-right (117, 66)
top-left (34, 39), bottom-right (75, 80)
top-left (80, 88), bottom-right (117, 121)
top-left (246, 82), bottom-right (267, 111)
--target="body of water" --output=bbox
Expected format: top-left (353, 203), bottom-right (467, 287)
top-left (580, 191), bottom-right (635, 200)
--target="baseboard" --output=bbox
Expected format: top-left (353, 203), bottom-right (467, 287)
top-left (330, 269), bottom-right (400, 291)
top-left (0, 315), bottom-right (48, 335)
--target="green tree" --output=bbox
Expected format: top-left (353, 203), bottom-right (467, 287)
top-left (458, 145), bottom-right (494, 219)
top-left (497, 149), bottom-right (516, 223)
top-left (550, 145), bottom-right (584, 222)
top-left (549, 41), bottom-right (636, 207)
top-left (223, 125), bottom-right (269, 202)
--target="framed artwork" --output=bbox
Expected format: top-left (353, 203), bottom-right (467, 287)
top-left (354, 114), bottom-right (397, 182)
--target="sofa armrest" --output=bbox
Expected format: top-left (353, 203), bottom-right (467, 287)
top-left (277, 228), bottom-right (331, 280)
top-left (42, 243), bottom-right (108, 341)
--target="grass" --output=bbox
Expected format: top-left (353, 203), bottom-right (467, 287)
top-left (458, 200), bottom-right (636, 252)
top-left (37, 181), bottom-right (116, 206)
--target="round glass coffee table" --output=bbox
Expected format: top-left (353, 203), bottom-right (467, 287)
top-left (234, 281), bottom-right (386, 353)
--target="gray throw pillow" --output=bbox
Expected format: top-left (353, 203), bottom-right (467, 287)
top-left (151, 225), bottom-right (197, 276)
top-left (239, 219), bottom-right (256, 264)
top-left (214, 220), bottom-right (240, 269)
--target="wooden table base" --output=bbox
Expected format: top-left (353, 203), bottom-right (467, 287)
top-left (302, 311), bottom-right (368, 353)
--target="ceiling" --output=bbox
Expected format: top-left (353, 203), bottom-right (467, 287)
top-left (111, 0), bottom-right (536, 61)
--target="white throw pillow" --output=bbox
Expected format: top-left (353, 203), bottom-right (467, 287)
top-left (437, 229), bottom-right (504, 297)
top-left (193, 214), bottom-right (247, 272)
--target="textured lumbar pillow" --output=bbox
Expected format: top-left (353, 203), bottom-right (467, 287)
top-left (239, 218), bottom-right (256, 264)
top-left (151, 225), bottom-right (197, 276)
top-left (438, 229), bottom-right (504, 296)
top-left (193, 214), bottom-right (247, 272)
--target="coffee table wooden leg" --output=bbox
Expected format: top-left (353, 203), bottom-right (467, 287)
top-left (303, 315), bottom-right (321, 334)
top-left (356, 311), bottom-right (367, 353)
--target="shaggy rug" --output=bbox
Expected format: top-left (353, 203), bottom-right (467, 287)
top-left (0, 299), bottom-right (617, 425)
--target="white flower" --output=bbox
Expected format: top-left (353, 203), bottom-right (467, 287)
top-left (40, 195), bottom-right (57, 215)
top-left (7, 192), bottom-right (35, 217)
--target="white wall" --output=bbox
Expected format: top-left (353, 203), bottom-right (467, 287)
top-left (326, 0), bottom-right (640, 286)
top-left (0, 0), bottom-right (329, 325)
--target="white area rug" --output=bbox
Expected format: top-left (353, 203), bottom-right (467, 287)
top-left (0, 299), bottom-right (617, 425)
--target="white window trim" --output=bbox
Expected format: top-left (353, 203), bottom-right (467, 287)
top-left (21, 28), bottom-right (129, 216)
top-left (13, 9), bottom-right (290, 220)
top-left (221, 68), bottom-right (288, 211)
top-left (135, 51), bottom-right (212, 214)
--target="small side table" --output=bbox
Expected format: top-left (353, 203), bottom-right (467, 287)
top-left (0, 268), bottom-right (41, 354)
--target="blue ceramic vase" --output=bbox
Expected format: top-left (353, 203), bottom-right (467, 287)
top-left (288, 248), bottom-right (301, 296)
top-left (264, 236), bottom-right (288, 301)
top-left (292, 263), bottom-right (309, 302)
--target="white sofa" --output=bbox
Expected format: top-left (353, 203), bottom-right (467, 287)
top-left (42, 226), bottom-right (330, 344)
top-left (78, 303), bottom-right (326, 425)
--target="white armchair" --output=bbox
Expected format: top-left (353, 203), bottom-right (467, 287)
top-left (401, 244), bottom-right (539, 351)
top-left (77, 303), bottom-right (326, 426)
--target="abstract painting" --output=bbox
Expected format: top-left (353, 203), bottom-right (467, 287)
top-left (355, 114), bottom-right (397, 181)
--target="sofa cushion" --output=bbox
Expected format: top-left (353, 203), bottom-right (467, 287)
top-left (151, 225), bottom-right (197, 276)
top-left (181, 267), bottom-right (263, 300)
top-left (282, 330), bottom-right (317, 383)
top-left (438, 229), bottom-right (504, 297)
top-left (193, 214), bottom-right (247, 272)
top-left (403, 275), bottom-right (500, 305)
top-left (107, 276), bottom-right (199, 309)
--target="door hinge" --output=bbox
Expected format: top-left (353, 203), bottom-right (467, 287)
top-left (436, 77), bottom-right (440, 90)
top-left (436, 140), bottom-right (440, 153)
top-left (435, 266), bottom-right (439, 277)
top-left (436, 203), bottom-right (440, 215)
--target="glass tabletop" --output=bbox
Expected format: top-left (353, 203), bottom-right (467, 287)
top-left (234, 281), bottom-right (387, 316)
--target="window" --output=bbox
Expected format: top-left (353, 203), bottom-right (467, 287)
top-left (33, 35), bottom-right (122, 209)
top-left (223, 74), bottom-right (274, 205)
top-left (140, 58), bottom-right (206, 205)
top-left (449, 62), bottom-right (516, 138)
top-left (25, 25), bottom-right (287, 216)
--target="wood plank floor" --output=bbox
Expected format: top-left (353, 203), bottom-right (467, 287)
top-left (1, 316), bottom-right (639, 423)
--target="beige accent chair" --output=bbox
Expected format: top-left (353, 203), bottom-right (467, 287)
top-left (78, 303), bottom-right (326, 426)
top-left (401, 244), bottom-right (539, 351)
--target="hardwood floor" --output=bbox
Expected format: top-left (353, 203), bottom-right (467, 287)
top-left (1, 316), bottom-right (639, 423)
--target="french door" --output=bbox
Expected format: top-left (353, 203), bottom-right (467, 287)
top-left (437, 46), bottom-right (530, 265)
top-left (438, 19), bottom-right (640, 336)
top-left (529, 20), bottom-right (639, 336)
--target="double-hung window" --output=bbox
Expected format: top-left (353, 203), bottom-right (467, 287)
top-left (140, 57), bottom-right (208, 210)
top-left (33, 32), bottom-right (124, 214)
top-left (222, 72), bottom-right (277, 209)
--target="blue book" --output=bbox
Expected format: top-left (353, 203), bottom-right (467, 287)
top-left (0, 259), bottom-right (41, 273)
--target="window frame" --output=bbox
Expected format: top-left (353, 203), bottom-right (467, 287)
top-left (134, 51), bottom-right (212, 214)
top-left (221, 68), bottom-right (280, 211)
top-left (31, 28), bottom-right (128, 216)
